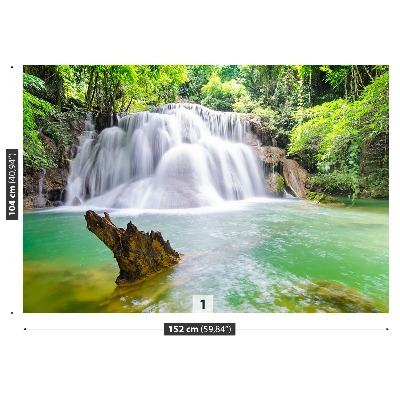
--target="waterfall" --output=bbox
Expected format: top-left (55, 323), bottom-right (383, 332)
top-left (37, 168), bottom-right (46, 208)
top-left (67, 103), bottom-right (266, 209)
top-left (84, 112), bottom-right (95, 131)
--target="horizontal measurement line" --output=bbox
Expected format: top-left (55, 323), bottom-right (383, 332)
top-left (25, 328), bottom-right (163, 331)
top-left (238, 328), bottom-right (388, 331)
top-left (24, 328), bottom-right (388, 331)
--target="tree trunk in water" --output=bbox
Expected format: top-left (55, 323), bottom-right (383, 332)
top-left (85, 210), bottom-right (181, 285)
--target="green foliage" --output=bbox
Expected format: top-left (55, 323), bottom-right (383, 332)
top-left (78, 64), bottom-right (188, 113)
top-left (288, 98), bottom-right (356, 170)
top-left (22, 64), bottom-right (389, 199)
top-left (239, 65), bottom-right (282, 105)
top-left (232, 92), bottom-right (260, 113)
top-left (180, 65), bottom-right (216, 102)
top-left (320, 65), bottom-right (388, 101)
top-left (320, 65), bottom-right (351, 94)
top-left (144, 65), bottom-right (189, 107)
top-left (200, 73), bottom-right (248, 111)
top-left (250, 106), bottom-right (279, 142)
top-left (23, 72), bottom-right (47, 96)
top-left (23, 71), bottom-right (87, 170)
top-left (289, 71), bottom-right (389, 197)
top-left (356, 71), bottom-right (389, 137)
top-left (276, 173), bottom-right (285, 192)
top-left (219, 65), bottom-right (241, 82)
top-left (251, 106), bottom-right (278, 123)
top-left (308, 171), bottom-right (358, 195)
top-left (360, 167), bottom-right (389, 198)
top-left (25, 65), bottom-right (190, 115)
top-left (83, 65), bottom-right (138, 113)
top-left (23, 74), bottom-right (56, 169)
top-left (56, 65), bottom-right (86, 106)
top-left (23, 65), bottom-right (190, 170)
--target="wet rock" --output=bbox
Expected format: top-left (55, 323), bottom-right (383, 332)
top-left (23, 115), bottom-right (85, 210)
top-left (23, 167), bottom-right (69, 209)
top-left (244, 114), bottom-right (278, 146)
top-left (72, 197), bottom-right (81, 206)
top-left (23, 195), bottom-right (36, 210)
top-left (47, 189), bottom-right (66, 202)
top-left (282, 159), bottom-right (309, 198)
top-left (85, 210), bottom-right (182, 285)
top-left (246, 131), bottom-right (309, 198)
top-left (256, 145), bottom-right (286, 167)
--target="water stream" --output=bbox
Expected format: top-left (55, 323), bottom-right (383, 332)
top-left (36, 168), bottom-right (46, 208)
top-left (23, 199), bottom-right (388, 313)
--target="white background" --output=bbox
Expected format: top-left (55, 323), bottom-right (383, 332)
top-left (1, 1), bottom-right (399, 399)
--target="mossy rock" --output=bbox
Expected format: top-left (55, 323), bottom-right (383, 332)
top-left (306, 191), bottom-right (344, 205)
top-left (303, 280), bottom-right (382, 313)
top-left (273, 279), bottom-right (385, 313)
top-left (266, 172), bottom-right (285, 196)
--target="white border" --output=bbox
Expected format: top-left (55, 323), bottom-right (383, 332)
top-left (2, 2), bottom-right (399, 398)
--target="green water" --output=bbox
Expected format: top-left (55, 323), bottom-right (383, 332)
top-left (23, 198), bottom-right (389, 312)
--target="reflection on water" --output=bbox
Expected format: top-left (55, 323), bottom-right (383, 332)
top-left (23, 198), bottom-right (389, 313)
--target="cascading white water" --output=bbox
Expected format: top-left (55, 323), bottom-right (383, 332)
top-left (37, 168), bottom-right (46, 208)
top-left (67, 103), bottom-right (266, 209)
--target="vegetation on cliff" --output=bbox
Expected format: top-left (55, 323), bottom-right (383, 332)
top-left (289, 71), bottom-right (388, 198)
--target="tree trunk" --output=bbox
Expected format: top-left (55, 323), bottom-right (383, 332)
top-left (86, 67), bottom-right (95, 109)
top-left (85, 210), bottom-right (181, 285)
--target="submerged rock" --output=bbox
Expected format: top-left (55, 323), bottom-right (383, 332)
top-left (304, 280), bottom-right (382, 313)
top-left (72, 197), bottom-right (81, 206)
top-left (85, 210), bottom-right (181, 285)
top-left (306, 191), bottom-right (344, 205)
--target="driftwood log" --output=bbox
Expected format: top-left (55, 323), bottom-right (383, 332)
top-left (85, 210), bottom-right (181, 285)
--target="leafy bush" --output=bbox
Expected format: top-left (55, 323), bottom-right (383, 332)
top-left (232, 92), bottom-right (260, 113)
top-left (288, 71), bottom-right (388, 197)
top-left (23, 73), bottom-right (85, 170)
top-left (308, 171), bottom-right (358, 196)
top-left (251, 106), bottom-right (278, 129)
top-left (23, 72), bottom-right (47, 96)
top-left (200, 73), bottom-right (247, 111)
top-left (276, 173), bottom-right (285, 192)
top-left (23, 78), bottom-right (56, 169)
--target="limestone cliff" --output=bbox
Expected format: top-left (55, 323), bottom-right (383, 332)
top-left (282, 159), bottom-right (309, 198)
top-left (245, 131), bottom-right (309, 198)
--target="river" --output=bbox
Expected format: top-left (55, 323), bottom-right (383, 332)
top-left (23, 197), bottom-right (388, 313)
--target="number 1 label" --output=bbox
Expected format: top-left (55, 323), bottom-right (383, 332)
top-left (193, 295), bottom-right (213, 312)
